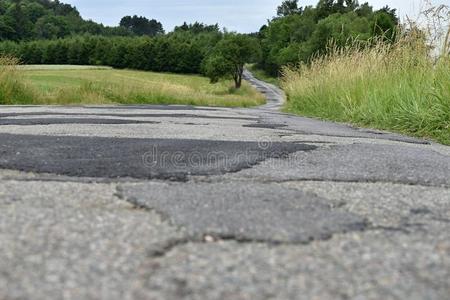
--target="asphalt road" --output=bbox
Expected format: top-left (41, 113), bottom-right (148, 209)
top-left (1, 72), bottom-right (450, 300)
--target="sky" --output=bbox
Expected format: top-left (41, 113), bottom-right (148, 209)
top-left (67, 0), bottom-right (447, 33)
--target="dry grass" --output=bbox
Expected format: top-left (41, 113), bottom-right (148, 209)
top-left (282, 24), bottom-right (450, 145)
top-left (1, 65), bottom-right (265, 107)
top-left (0, 56), bottom-right (35, 104)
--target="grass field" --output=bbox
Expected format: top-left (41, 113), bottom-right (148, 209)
top-left (282, 32), bottom-right (450, 145)
top-left (1, 63), bottom-right (265, 107)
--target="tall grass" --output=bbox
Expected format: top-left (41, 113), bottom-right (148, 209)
top-left (22, 68), bottom-right (264, 107)
top-left (0, 56), bottom-right (35, 104)
top-left (283, 22), bottom-right (450, 145)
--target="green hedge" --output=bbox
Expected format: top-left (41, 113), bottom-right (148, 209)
top-left (0, 32), bottom-right (222, 74)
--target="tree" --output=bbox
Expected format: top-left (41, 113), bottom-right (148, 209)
top-left (259, 12), bottom-right (316, 75)
top-left (371, 9), bottom-right (398, 41)
top-left (119, 15), bottom-right (164, 36)
top-left (10, 0), bottom-right (26, 40)
top-left (0, 16), bottom-right (16, 40)
top-left (316, 0), bottom-right (358, 19)
top-left (34, 15), bottom-right (70, 39)
top-left (277, 0), bottom-right (302, 17)
top-left (203, 34), bottom-right (261, 88)
top-left (23, 2), bottom-right (47, 23)
top-left (174, 22), bottom-right (220, 34)
top-left (309, 12), bottom-right (371, 52)
top-left (257, 0), bottom-right (399, 74)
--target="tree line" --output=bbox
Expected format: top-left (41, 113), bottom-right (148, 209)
top-left (0, 0), bottom-right (163, 41)
top-left (0, 29), bottom-right (223, 73)
top-left (256, 0), bottom-right (399, 75)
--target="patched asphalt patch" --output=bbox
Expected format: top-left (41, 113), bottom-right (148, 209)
top-left (0, 118), bottom-right (160, 126)
top-left (86, 105), bottom-right (219, 111)
top-left (240, 143), bottom-right (450, 187)
top-left (0, 133), bottom-right (316, 180)
top-left (119, 182), bottom-right (368, 243)
top-left (243, 123), bottom-right (288, 129)
top-left (0, 112), bottom-right (256, 121)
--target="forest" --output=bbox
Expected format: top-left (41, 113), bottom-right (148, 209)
top-left (0, 0), bottom-right (163, 40)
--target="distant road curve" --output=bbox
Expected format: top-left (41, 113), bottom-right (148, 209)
top-left (243, 68), bottom-right (285, 111)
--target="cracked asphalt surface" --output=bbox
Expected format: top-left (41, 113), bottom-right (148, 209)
top-left (1, 72), bottom-right (450, 299)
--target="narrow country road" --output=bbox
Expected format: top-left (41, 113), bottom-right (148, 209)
top-left (1, 73), bottom-right (449, 299)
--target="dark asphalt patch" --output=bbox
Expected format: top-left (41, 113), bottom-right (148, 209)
top-left (243, 123), bottom-right (288, 129)
top-left (120, 182), bottom-right (368, 243)
top-left (357, 129), bottom-right (386, 135)
top-left (86, 105), bottom-right (219, 111)
top-left (0, 134), bottom-right (316, 180)
top-left (0, 112), bottom-right (256, 121)
top-left (0, 118), bottom-right (160, 126)
top-left (0, 105), bottom-right (218, 110)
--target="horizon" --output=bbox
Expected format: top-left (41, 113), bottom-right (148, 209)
top-left (67, 0), bottom-right (432, 33)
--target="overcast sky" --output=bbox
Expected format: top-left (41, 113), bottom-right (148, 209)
top-left (67, 0), bottom-right (447, 33)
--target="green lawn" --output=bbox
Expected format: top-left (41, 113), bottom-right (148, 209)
top-left (3, 65), bottom-right (265, 107)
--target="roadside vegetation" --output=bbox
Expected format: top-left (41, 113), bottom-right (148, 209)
top-left (282, 5), bottom-right (450, 145)
top-left (0, 65), bottom-right (264, 106)
top-left (0, 56), bottom-right (34, 104)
